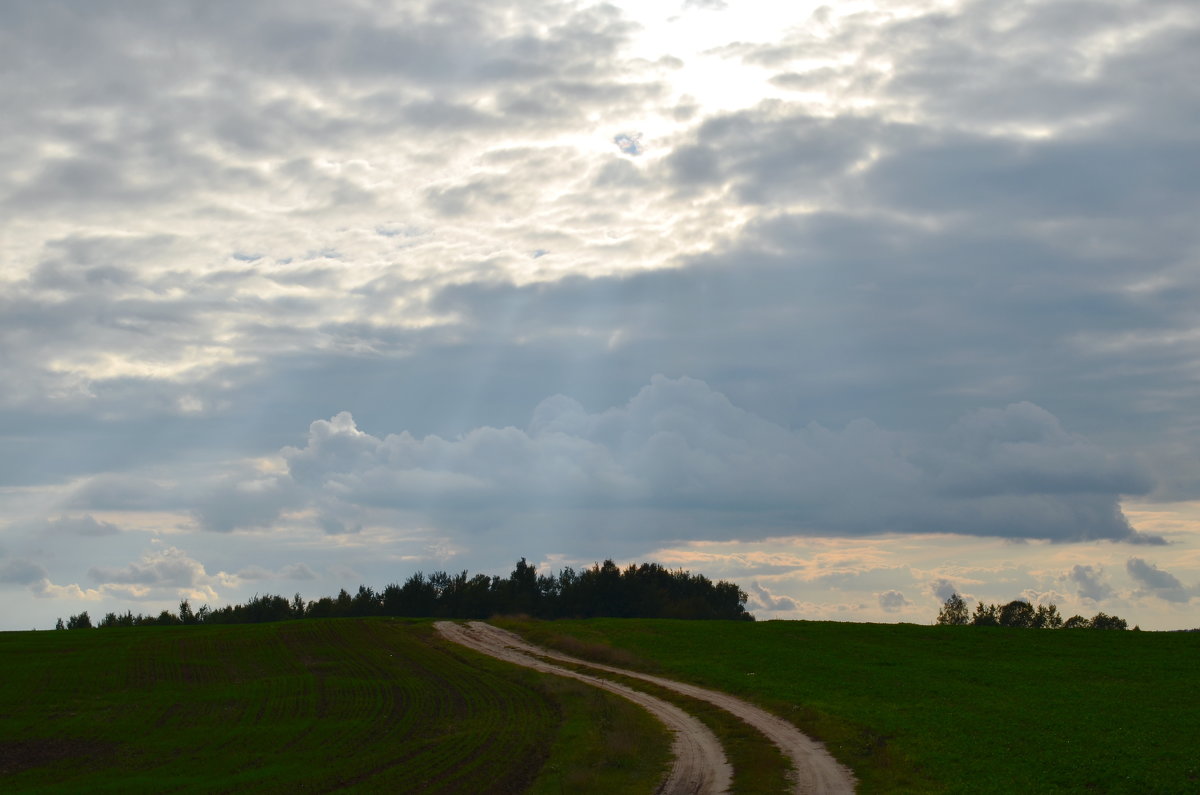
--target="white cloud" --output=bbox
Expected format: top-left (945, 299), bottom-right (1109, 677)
top-left (748, 581), bottom-right (797, 612)
top-left (89, 546), bottom-right (208, 588)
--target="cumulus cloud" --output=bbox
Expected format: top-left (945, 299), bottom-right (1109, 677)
top-left (929, 578), bottom-right (960, 603)
top-left (1126, 558), bottom-right (1194, 603)
top-left (89, 546), bottom-right (208, 589)
top-left (1068, 564), bottom-right (1114, 602)
top-left (877, 590), bottom-right (910, 612)
top-left (748, 581), bottom-right (797, 612)
top-left (270, 376), bottom-right (1152, 549)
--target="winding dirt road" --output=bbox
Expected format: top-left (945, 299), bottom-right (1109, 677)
top-left (434, 621), bottom-right (856, 795)
top-left (436, 620), bottom-right (731, 794)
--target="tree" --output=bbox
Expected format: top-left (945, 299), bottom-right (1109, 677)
top-left (65, 611), bottom-right (92, 629)
top-left (55, 617), bottom-right (65, 630)
top-left (1063, 614), bottom-right (1091, 629)
top-left (971, 602), bottom-right (999, 626)
top-left (936, 593), bottom-right (969, 625)
top-left (507, 557), bottom-right (539, 616)
top-left (1033, 603), bottom-right (1063, 629)
top-left (1090, 612), bottom-right (1128, 630)
top-left (999, 600), bottom-right (1035, 628)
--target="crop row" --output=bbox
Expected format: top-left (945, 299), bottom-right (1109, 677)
top-left (503, 617), bottom-right (1200, 794)
top-left (0, 619), bottom-right (559, 793)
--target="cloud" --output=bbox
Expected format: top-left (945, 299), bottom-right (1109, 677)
top-left (748, 581), bottom-right (797, 612)
top-left (88, 546), bottom-right (208, 588)
top-left (1068, 564), bottom-right (1114, 602)
top-left (236, 562), bottom-right (318, 582)
top-left (0, 559), bottom-right (49, 586)
top-left (2, 0), bottom-right (1200, 632)
top-left (877, 590), bottom-right (910, 612)
top-left (1126, 558), bottom-right (1193, 603)
top-left (43, 515), bottom-right (121, 537)
top-left (191, 476), bottom-right (297, 533)
top-left (281, 563), bottom-right (317, 581)
top-left (929, 578), bottom-right (960, 603)
top-left (269, 376), bottom-right (1152, 550)
top-left (613, 132), bottom-right (644, 156)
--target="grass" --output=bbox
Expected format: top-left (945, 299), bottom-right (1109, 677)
top-left (525, 676), bottom-right (670, 795)
top-left (500, 618), bottom-right (1200, 794)
top-left (0, 619), bottom-right (671, 793)
top-left (11, 616), bottom-right (1193, 793)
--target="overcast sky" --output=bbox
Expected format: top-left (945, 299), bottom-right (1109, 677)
top-left (3, 0), bottom-right (1199, 630)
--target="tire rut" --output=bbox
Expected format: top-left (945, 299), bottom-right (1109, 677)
top-left (435, 620), bottom-right (731, 794)
top-left (436, 621), bottom-right (857, 795)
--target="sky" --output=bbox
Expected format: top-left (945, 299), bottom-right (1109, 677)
top-left (3, 0), bottom-right (1200, 630)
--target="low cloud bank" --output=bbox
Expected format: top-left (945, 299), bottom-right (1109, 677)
top-left (267, 376), bottom-right (1154, 548)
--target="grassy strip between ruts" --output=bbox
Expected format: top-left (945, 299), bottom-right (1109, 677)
top-left (525, 674), bottom-right (672, 795)
top-left (511, 647), bottom-right (794, 795)
top-left (0, 618), bottom-right (672, 794)
top-left (497, 617), bottom-right (1200, 794)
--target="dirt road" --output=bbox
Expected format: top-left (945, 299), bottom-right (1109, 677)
top-left (435, 620), bottom-right (731, 794)
top-left (434, 621), bottom-right (856, 795)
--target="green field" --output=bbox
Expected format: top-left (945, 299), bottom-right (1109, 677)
top-left (6, 618), bottom-right (1198, 793)
top-left (0, 619), bottom-right (670, 793)
top-left (500, 618), bottom-right (1200, 793)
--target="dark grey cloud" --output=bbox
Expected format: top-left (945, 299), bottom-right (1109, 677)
top-left (0, 559), bottom-right (49, 586)
top-left (43, 515), bottom-right (121, 537)
top-left (1126, 558), bottom-right (1193, 603)
top-left (269, 376), bottom-right (1150, 547)
top-left (660, 106), bottom-right (875, 203)
top-left (191, 476), bottom-right (298, 534)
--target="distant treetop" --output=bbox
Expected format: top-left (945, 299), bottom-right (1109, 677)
top-left (56, 558), bottom-right (753, 630)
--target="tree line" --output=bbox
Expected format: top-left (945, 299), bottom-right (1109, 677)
top-left (936, 593), bottom-right (1132, 630)
top-left (55, 558), bottom-right (753, 630)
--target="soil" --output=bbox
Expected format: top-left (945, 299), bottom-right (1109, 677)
top-left (435, 621), bottom-right (857, 794)
top-left (436, 620), bottom-right (731, 795)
